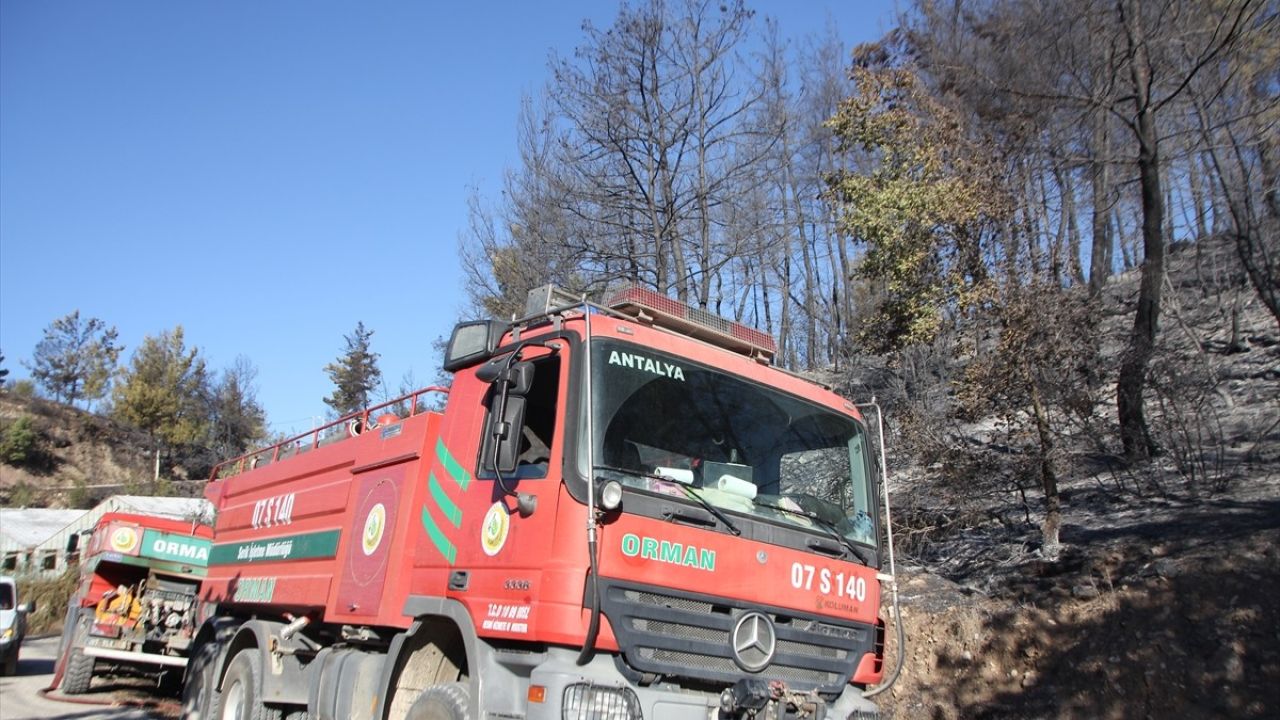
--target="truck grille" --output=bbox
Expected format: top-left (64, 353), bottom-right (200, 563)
top-left (599, 580), bottom-right (873, 695)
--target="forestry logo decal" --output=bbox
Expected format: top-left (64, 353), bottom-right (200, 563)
top-left (362, 503), bottom-right (387, 556)
top-left (341, 475), bottom-right (399, 593)
top-left (481, 503), bottom-right (510, 557)
top-left (109, 526), bottom-right (140, 555)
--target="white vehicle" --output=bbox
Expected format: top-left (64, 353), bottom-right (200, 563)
top-left (0, 575), bottom-right (36, 675)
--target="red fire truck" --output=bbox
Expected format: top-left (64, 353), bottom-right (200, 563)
top-left (56, 512), bottom-right (212, 694)
top-left (186, 286), bottom-right (899, 720)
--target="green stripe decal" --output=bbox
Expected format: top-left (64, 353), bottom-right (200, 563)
top-left (436, 437), bottom-right (470, 490)
top-left (421, 505), bottom-right (457, 565)
top-left (208, 529), bottom-right (341, 565)
top-left (429, 471), bottom-right (463, 527)
top-left (420, 439), bottom-right (470, 565)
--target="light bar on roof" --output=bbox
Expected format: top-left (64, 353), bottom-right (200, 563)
top-left (605, 286), bottom-right (777, 362)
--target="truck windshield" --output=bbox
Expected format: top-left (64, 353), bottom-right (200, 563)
top-left (587, 340), bottom-right (877, 547)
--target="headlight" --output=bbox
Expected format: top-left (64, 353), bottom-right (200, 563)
top-left (1, 628), bottom-right (13, 640)
top-left (597, 480), bottom-right (624, 511)
top-left (562, 683), bottom-right (642, 720)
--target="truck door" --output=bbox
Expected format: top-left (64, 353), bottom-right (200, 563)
top-left (411, 341), bottom-right (567, 614)
top-left (336, 458), bottom-right (412, 616)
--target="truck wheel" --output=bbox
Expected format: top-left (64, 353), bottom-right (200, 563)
top-left (406, 682), bottom-right (470, 720)
top-left (1, 649), bottom-right (16, 676)
top-left (217, 651), bottom-right (280, 720)
top-left (183, 640), bottom-right (222, 720)
top-left (61, 611), bottom-right (96, 694)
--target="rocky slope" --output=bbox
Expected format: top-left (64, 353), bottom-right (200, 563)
top-left (0, 394), bottom-right (180, 507)
top-left (874, 237), bottom-right (1279, 718)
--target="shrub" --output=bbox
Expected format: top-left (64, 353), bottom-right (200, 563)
top-left (7, 481), bottom-right (37, 507)
top-left (0, 416), bottom-right (40, 466)
top-left (18, 567), bottom-right (80, 635)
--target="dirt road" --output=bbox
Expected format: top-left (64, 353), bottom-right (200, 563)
top-left (0, 636), bottom-right (163, 720)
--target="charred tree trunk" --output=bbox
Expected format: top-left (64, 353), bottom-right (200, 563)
top-left (1028, 367), bottom-right (1061, 559)
top-left (1116, 1), bottom-right (1163, 461)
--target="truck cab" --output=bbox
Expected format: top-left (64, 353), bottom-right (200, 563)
top-left (441, 287), bottom-right (889, 718)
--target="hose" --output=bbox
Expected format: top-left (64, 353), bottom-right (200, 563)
top-left (576, 303), bottom-right (602, 666)
top-left (863, 583), bottom-right (905, 698)
top-left (575, 532), bottom-right (601, 666)
top-left (857, 399), bottom-right (905, 698)
top-left (38, 686), bottom-right (181, 713)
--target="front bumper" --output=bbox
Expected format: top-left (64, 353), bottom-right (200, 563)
top-left (523, 648), bottom-right (879, 720)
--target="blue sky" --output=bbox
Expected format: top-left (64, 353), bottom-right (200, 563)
top-left (1, 1), bottom-right (898, 437)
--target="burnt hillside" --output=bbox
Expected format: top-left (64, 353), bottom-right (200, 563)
top-left (873, 236), bottom-right (1280, 719)
top-left (0, 394), bottom-right (203, 508)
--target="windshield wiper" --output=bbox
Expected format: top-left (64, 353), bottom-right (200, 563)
top-left (676, 485), bottom-right (741, 536)
top-left (593, 465), bottom-right (741, 536)
top-left (756, 500), bottom-right (872, 566)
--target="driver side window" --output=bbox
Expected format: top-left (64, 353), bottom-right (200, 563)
top-left (479, 355), bottom-right (561, 479)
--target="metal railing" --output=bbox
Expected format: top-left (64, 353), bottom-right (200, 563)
top-left (209, 386), bottom-right (450, 481)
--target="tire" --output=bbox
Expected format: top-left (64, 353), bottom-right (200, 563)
top-left (217, 651), bottom-right (272, 720)
top-left (405, 682), bottom-right (470, 720)
top-left (1, 649), bottom-right (16, 676)
top-left (182, 639), bottom-right (222, 720)
top-left (60, 611), bottom-right (96, 695)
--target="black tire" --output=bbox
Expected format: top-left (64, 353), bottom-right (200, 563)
top-left (1, 649), bottom-right (16, 676)
top-left (182, 639), bottom-right (222, 720)
top-left (60, 611), bottom-right (95, 695)
top-left (406, 682), bottom-right (470, 720)
top-left (217, 651), bottom-right (271, 720)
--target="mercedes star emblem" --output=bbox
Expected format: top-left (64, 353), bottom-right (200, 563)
top-left (731, 611), bottom-right (777, 672)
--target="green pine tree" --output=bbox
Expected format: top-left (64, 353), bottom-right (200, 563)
top-left (112, 326), bottom-right (210, 450)
top-left (208, 357), bottom-right (268, 458)
top-left (28, 311), bottom-right (122, 407)
top-left (323, 322), bottom-right (382, 416)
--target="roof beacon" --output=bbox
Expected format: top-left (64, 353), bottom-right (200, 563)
top-left (606, 285), bottom-right (777, 362)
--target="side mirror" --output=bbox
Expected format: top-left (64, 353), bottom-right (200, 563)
top-left (18, 601), bottom-right (34, 614)
top-left (480, 395), bottom-right (527, 476)
top-left (478, 358), bottom-right (536, 476)
top-left (443, 320), bottom-right (506, 372)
